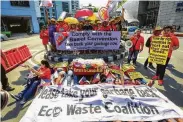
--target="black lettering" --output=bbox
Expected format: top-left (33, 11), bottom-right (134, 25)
top-left (143, 106), bottom-right (151, 115)
top-left (104, 102), bottom-right (114, 113)
top-left (89, 104), bottom-right (94, 114)
top-left (121, 106), bottom-right (129, 114)
top-left (114, 106), bottom-right (121, 113)
top-left (46, 108), bottom-right (52, 116)
top-left (150, 106), bottom-right (159, 114)
top-left (94, 106), bottom-right (101, 113)
top-left (38, 106), bottom-right (48, 116)
top-left (82, 107), bottom-right (88, 114)
top-left (67, 105), bottom-right (76, 115)
top-left (75, 107), bottom-right (82, 114)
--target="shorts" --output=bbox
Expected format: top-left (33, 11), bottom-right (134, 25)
top-left (49, 36), bottom-right (56, 45)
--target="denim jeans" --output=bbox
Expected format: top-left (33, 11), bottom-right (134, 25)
top-left (18, 77), bottom-right (40, 101)
top-left (128, 50), bottom-right (139, 64)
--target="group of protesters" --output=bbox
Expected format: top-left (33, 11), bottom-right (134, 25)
top-left (127, 25), bottom-right (180, 86)
top-left (40, 17), bottom-right (122, 52)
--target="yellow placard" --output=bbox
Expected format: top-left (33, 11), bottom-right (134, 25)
top-left (54, 62), bottom-right (68, 68)
top-left (109, 68), bottom-right (123, 75)
top-left (128, 72), bottom-right (144, 80)
top-left (121, 64), bottom-right (135, 72)
top-left (149, 37), bottom-right (171, 65)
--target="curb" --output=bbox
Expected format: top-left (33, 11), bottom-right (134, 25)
top-left (44, 50), bottom-right (129, 63)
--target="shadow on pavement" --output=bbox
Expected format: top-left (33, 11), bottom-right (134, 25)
top-left (1, 102), bottom-right (31, 121)
top-left (11, 66), bottom-right (40, 86)
top-left (167, 64), bottom-right (183, 79)
top-left (136, 61), bottom-right (183, 108)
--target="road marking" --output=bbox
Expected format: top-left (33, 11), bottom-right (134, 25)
top-left (177, 50), bottom-right (183, 53)
top-left (27, 59), bottom-right (38, 66)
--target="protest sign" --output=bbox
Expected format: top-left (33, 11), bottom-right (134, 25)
top-left (149, 37), bottom-right (171, 65)
top-left (128, 72), bottom-right (144, 80)
top-left (54, 31), bottom-right (121, 50)
top-left (121, 64), bottom-right (135, 72)
top-left (20, 85), bottom-right (183, 122)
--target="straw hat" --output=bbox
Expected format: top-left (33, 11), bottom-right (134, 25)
top-left (154, 26), bottom-right (162, 31)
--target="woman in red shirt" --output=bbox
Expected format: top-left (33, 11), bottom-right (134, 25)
top-left (127, 29), bottom-right (144, 65)
top-left (40, 26), bottom-right (49, 53)
top-left (152, 26), bottom-right (179, 85)
top-left (98, 21), bottom-right (111, 31)
top-left (69, 24), bottom-right (77, 31)
top-left (11, 60), bottom-right (51, 104)
top-left (109, 19), bottom-right (117, 31)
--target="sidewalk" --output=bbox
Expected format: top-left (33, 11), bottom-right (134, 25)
top-left (9, 33), bottom-right (38, 40)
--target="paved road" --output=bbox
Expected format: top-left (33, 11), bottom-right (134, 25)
top-left (1, 34), bottom-right (183, 122)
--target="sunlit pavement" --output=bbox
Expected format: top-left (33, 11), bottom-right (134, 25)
top-left (1, 34), bottom-right (183, 122)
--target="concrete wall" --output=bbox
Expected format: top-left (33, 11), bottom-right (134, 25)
top-left (1, 1), bottom-right (40, 33)
top-left (157, 1), bottom-right (183, 31)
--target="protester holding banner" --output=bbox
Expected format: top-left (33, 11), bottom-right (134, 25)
top-left (40, 25), bottom-right (49, 53)
top-left (144, 26), bottom-right (162, 70)
top-left (69, 24), bottom-right (77, 31)
top-left (11, 60), bottom-right (51, 105)
top-left (152, 26), bottom-right (179, 85)
top-left (109, 19), bottom-right (117, 31)
top-left (98, 21), bottom-right (111, 31)
top-left (128, 29), bottom-right (144, 65)
top-left (48, 18), bottom-right (56, 51)
top-left (82, 20), bottom-right (93, 30)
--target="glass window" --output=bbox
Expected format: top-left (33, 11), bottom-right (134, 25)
top-left (72, 5), bottom-right (75, 9)
top-left (62, 2), bottom-right (69, 12)
top-left (10, 0), bottom-right (30, 7)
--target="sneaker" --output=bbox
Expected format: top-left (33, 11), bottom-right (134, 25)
top-left (158, 80), bottom-right (164, 86)
top-left (149, 65), bottom-right (155, 70)
top-left (5, 86), bottom-right (15, 91)
top-left (10, 94), bottom-right (21, 101)
top-left (152, 75), bottom-right (159, 80)
top-left (148, 80), bottom-right (155, 87)
top-left (20, 99), bottom-right (26, 105)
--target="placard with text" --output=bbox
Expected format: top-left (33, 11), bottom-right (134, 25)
top-left (149, 37), bottom-right (171, 65)
top-left (54, 31), bottom-right (121, 50)
top-left (20, 85), bottom-right (183, 122)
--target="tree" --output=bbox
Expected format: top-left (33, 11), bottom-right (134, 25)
top-left (88, 3), bottom-right (92, 6)
top-left (93, 7), bottom-right (99, 12)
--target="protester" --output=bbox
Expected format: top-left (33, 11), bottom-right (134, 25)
top-left (144, 26), bottom-right (162, 70)
top-left (82, 20), bottom-right (93, 30)
top-left (48, 18), bottom-right (56, 52)
top-left (69, 24), bottom-right (77, 31)
top-left (98, 21), bottom-right (111, 31)
top-left (11, 60), bottom-right (51, 105)
top-left (77, 23), bottom-right (83, 31)
top-left (127, 29), bottom-right (144, 65)
top-left (109, 19), bottom-right (117, 31)
top-left (152, 26), bottom-right (179, 85)
top-left (40, 25), bottom-right (49, 53)
top-left (56, 19), bottom-right (69, 32)
top-left (0, 50), bottom-right (15, 91)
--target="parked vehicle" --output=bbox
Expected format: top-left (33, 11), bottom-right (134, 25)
top-left (0, 34), bottom-right (8, 41)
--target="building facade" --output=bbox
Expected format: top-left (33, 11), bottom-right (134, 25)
top-left (69, 0), bottom-right (79, 16)
top-left (1, 1), bottom-right (40, 33)
top-left (156, 1), bottom-right (183, 31)
top-left (138, 1), bottom-right (160, 27)
top-left (39, 0), bottom-right (79, 23)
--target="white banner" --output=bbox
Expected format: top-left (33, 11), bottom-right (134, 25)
top-left (20, 85), bottom-right (183, 122)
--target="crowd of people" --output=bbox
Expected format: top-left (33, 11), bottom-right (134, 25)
top-left (128, 25), bottom-right (179, 86)
top-left (40, 17), bottom-right (122, 52)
